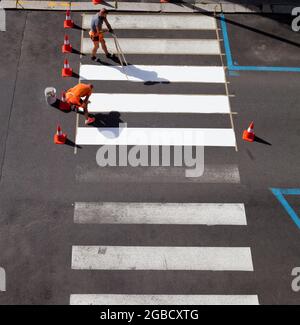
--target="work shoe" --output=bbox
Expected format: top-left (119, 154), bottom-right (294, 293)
top-left (85, 117), bottom-right (95, 125)
top-left (91, 56), bottom-right (97, 61)
top-left (106, 53), bottom-right (116, 59)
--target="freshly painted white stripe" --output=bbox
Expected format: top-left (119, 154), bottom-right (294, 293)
top-left (88, 94), bottom-right (230, 114)
top-left (72, 246), bottom-right (254, 271)
top-left (75, 128), bottom-right (236, 147)
top-left (80, 65), bottom-right (226, 83)
top-left (83, 14), bottom-right (217, 30)
top-left (74, 203), bottom-right (247, 226)
top-left (0, 9), bottom-right (6, 32)
top-left (75, 164), bottom-right (241, 184)
top-left (82, 38), bottom-right (220, 55)
top-left (70, 294), bottom-right (259, 305)
top-left (0, 267), bottom-right (5, 292)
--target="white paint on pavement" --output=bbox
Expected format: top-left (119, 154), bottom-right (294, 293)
top-left (72, 246), bottom-right (254, 271)
top-left (70, 294), bottom-right (259, 305)
top-left (0, 9), bottom-right (6, 32)
top-left (74, 203), bottom-right (247, 226)
top-left (75, 164), bottom-right (241, 184)
top-left (0, 267), bottom-right (6, 292)
top-left (76, 127), bottom-right (236, 147)
top-left (82, 38), bottom-right (220, 55)
top-left (83, 14), bottom-right (217, 30)
top-left (88, 94), bottom-right (230, 114)
top-left (80, 65), bottom-right (226, 83)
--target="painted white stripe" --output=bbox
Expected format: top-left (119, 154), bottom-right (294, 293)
top-left (83, 14), bottom-right (217, 30)
top-left (88, 94), bottom-right (230, 114)
top-left (0, 9), bottom-right (6, 32)
top-left (80, 65), bottom-right (226, 83)
top-left (72, 246), bottom-right (254, 271)
top-left (74, 203), bottom-right (247, 226)
top-left (82, 38), bottom-right (220, 55)
top-left (76, 164), bottom-right (241, 184)
top-left (70, 294), bottom-right (259, 305)
top-left (76, 128), bottom-right (236, 147)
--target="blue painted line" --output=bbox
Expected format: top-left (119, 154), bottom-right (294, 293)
top-left (220, 14), bottom-right (233, 68)
top-left (219, 14), bottom-right (300, 73)
top-left (280, 189), bottom-right (300, 195)
top-left (271, 188), bottom-right (300, 229)
top-left (230, 66), bottom-right (300, 72)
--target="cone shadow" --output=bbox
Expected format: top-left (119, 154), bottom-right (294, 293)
top-left (72, 72), bottom-right (80, 79)
top-left (72, 49), bottom-right (86, 56)
top-left (254, 135), bottom-right (272, 146)
top-left (72, 24), bottom-right (86, 31)
top-left (65, 139), bottom-right (82, 149)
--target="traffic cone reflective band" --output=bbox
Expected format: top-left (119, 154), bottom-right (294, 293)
top-left (62, 59), bottom-right (73, 77)
top-left (62, 35), bottom-right (72, 53)
top-left (243, 121), bottom-right (255, 142)
top-left (64, 10), bottom-right (74, 29)
top-left (92, 0), bottom-right (102, 4)
top-left (54, 125), bottom-right (67, 145)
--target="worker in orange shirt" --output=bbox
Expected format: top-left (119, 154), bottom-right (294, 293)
top-left (65, 83), bottom-right (95, 125)
top-left (89, 8), bottom-right (115, 61)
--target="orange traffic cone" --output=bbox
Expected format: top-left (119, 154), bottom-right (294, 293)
top-left (59, 91), bottom-right (71, 111)
top-left (54, 125), bottom-right (67, 145)
top-left (242, 121), bottom-right (255, 142)
top-left (62, 59), bottom-right (73, 77)
top-left (92, 0), bottom-right (102, 4)
top-left (64, 10), bottom-right (74, 29)
top-left (62, 34), bottom-right (72, 53)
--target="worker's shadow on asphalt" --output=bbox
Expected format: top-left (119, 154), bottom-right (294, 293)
top-left (111, 65), bottom-right (170, 85)
top-left (93, 57), bottom-right (170, 85)
top-left (92, 111), bottom-right (124, 129)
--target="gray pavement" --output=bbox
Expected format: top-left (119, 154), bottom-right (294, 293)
top-left (0, 10), bottom-right (299, 305)
top-left (1, 0), bottom-right (300, 13)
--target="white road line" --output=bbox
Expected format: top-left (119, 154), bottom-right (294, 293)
top-left (70, 294), bottom-right (259, 305)
top-left (0, 9), bottom-right (6, 32)
top-left (0, 267), bottom-right (5, 292)
top-left (83, 14), bottom-right (217, 30)
top-left (75, 164), bottom-right (241, 184)
top-left (82, 38), bottom-right (220, 55)
top-left (75, 128), bottom-right (236, 147)
top-left (74, 203), bottom-right (247, 225)
top-left (72, 246), bottom-right (254, 271)
top-left (80, 65), bottom-right (226, 83)
top-left (88, 94), bottom-right (230, 114)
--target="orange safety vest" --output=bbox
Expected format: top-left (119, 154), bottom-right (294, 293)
top-left (65, 84), bottom-right (92, 107)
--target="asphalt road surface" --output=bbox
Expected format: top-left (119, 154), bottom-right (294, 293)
top-left (0, 10), bottom-right (299, 305)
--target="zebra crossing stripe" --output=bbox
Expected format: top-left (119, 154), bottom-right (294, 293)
top-left (74, 203), bottom-right (247, 225)
top-left (82, 38), bottom-right (220, 55)
top-left (75, 128), bottom-right (236, 147)
top-left (72, 246), bottom-right (254, 271)
top-left (80, 65), bottom-right (226, 83)
top-left (88, 94), bottom-right (230, 114)
top-left (70, 294), bottom-right (259, 305)
top-left (83, 14), bottom-right (217, 30)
